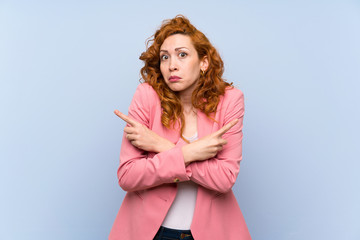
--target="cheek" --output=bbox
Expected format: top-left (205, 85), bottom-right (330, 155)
top-left (160, 64), bottom-right (166, 76)
top-left (189, 63), bottom-right (200, 77)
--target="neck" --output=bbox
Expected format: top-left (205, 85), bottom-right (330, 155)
top-left (179, 92), bottom-right (193, 112)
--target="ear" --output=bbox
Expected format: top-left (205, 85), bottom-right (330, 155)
top-left (200, 56), bottom-right (209, 71)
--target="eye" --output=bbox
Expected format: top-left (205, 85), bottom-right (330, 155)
top-left (160, 55), bottom-right (168, 61)
top-left (179, 52), bottom-right (187, 57)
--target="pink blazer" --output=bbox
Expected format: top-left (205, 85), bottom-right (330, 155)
top-left (109, 83), bottom-right (251, 240)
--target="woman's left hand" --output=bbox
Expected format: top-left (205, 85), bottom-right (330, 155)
top-left (114, 110), bottom-right (175, 153)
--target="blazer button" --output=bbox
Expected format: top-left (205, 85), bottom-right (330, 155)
top-left (173, 177), bottom-right (180, 183)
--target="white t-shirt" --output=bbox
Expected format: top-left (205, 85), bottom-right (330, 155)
top-left (161, 132), bottom-right (199, 230)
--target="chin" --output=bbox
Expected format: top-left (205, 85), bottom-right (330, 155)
top-left (164, 82), bottom-right (180, 91)
top-left (167, 86), bottom-right (182, 92)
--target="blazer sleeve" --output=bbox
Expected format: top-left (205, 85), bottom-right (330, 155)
top-left (116, 83), bottom-right (192, 192)
top-left (185, 88), bottom-right (245, 193)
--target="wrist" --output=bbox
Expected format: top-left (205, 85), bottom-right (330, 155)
top-left (155, 138), bottom-right (175, 153)
top-left (182, 144), bottom-right (194, 165)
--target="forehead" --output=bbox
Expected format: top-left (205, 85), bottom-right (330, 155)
top-left (160, 34), bottom-right (195, 51)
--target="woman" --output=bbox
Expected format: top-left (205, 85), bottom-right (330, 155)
top-left (109, 15), bottom-right (251, 240)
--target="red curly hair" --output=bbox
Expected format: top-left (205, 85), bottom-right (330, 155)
top-left (139, 14), bottom-right (233, 137)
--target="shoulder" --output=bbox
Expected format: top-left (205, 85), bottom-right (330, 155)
top-left (216, 86), bottom-right (245, 122)
top-left (214, 86), bottom-right (245, 133)
top-left (131, 82), bottom-right (160, 110)
top-left (129, 82), bottom-right (160, 121)
top-left (222, 86), bottom-right (244, 106)
top-left (128, 83), bottom-right (160, 126)
top-left (133, 82), bottom-right (159, 99)
top-left (218, 87), bottom-right (245, 120)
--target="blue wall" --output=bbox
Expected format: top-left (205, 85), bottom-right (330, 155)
top-left (1, 0), bottom-right (359, 239)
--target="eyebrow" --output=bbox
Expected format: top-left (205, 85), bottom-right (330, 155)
top-left (160, 47), bottom-right (189, 52)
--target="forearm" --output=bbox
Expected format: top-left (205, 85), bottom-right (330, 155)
top-left (183, 120), bottom-right (244, 193)
top-left (154, 138), bottom-right (176, 153)
top-left (118, 139), bottom-right (191, 192)
top-left (186, 155), bottom-right (240, 193)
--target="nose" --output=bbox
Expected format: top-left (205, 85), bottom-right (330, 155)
top-left (169, 58), bottom-right (178, 71)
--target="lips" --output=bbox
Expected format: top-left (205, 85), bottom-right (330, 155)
top-left (169, 76), bottom-right (181, 82)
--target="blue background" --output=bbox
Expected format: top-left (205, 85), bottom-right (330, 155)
top-left (1, 0), bottom-right (359, 239)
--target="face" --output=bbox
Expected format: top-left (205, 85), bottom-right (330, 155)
top-left (159, 34), bottom-right (208, 97)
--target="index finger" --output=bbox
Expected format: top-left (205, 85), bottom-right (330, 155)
top-left (114, 110), bottom-right (138, 126)
top-left (214, 118), bottom-right (239, 137)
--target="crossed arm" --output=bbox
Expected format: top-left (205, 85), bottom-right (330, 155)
top-left (114, 110), bottom-right (238, 167)
top-left (114, 83), bottom-right (244, 193)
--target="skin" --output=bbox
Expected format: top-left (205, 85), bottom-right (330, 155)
top-left (159, 34), bottom-right (207, 105)
top-left (114, 34), bottom-right (238, 166)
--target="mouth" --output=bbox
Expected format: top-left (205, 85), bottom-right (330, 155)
top-left (169, 76), bottom-right (181, 82)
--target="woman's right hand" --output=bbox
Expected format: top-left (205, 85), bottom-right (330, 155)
top-left (181, 119), bottom-right (239, 166)
top-left (114, 110), bottom-right (175, 153)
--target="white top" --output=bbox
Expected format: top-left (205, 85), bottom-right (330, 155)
top-left (161, 132), bottom-right (199, 230)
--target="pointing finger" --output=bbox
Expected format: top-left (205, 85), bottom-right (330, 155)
top-left (114, 110), bottom-right (138, 126)
top-left (215, 119), bottom-right (239, 137)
